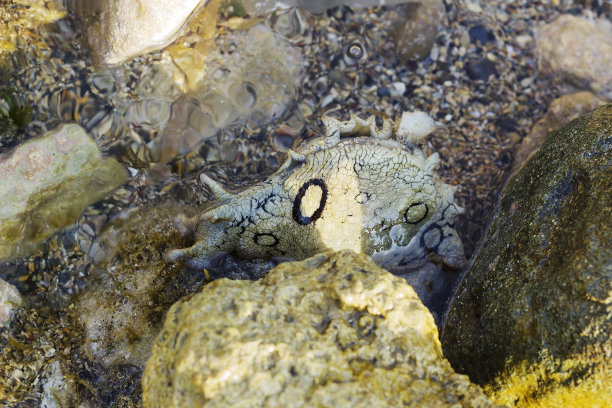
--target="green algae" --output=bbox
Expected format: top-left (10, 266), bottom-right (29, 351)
top-left (0, 87), bottom-right (32, 134)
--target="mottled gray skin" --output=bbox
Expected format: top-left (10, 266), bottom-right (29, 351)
top-left (168, 112), bottom-right (465, 269)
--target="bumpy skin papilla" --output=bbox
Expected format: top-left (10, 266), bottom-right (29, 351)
top-left (167, 111), bottom-right (466, 269)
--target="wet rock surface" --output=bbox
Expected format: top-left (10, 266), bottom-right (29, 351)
top-left (389, 0), bottom-right (445, 62)
top-left (144, 250), bottom-right (501, 408)
top-left (65, 0), bottom-right (210, 65)
top-left (0, 124), bottom-right (128, 260)
top-left (537, 14), bottom-right (612, 99)
top-left (1, 1), bottom-right (611, 406)
top-left (0, 277), bottom-right (22, 327)
top-left (442, 105), bottom-right (612, 407)
top-left (78, 203), bottom-right (204, 368)
top-left (512, 91), bottom-right (606, 173)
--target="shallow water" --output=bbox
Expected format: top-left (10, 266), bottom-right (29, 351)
top-left (1, 0), bottom-right (608, 405)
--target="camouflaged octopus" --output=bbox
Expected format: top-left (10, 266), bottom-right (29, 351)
top-left (167, 111), bottom-right (466, 269)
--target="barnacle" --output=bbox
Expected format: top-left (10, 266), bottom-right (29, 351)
top-left (343, 39), bottom-right (368, 65)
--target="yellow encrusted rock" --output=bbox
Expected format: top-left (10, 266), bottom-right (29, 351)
top-left (143, 250), bottom-right (501, 408)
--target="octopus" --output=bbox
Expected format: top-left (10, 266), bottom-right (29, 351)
top-left (167, 111), bottom-right (466, 269)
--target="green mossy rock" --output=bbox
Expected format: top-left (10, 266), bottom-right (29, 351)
top-left (442, 105), bottom-right (612, 407)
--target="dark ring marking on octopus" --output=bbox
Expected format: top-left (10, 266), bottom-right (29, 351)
top-left (420, 223), bottom-right (442, 251)
top-left (292, 178), bottom-right (328, 225)
top-left (253, 233), bottom-right (279, 247)
top-left (404, 202), bottom-right (428, 224)
top-left (354, 191), bottom-right (371, 204)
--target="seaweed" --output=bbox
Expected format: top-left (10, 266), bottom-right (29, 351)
top-left (0, 86), bottom-right (32, 135)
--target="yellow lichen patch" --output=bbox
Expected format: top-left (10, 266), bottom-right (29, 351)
top-left (0, 0), bottom-right (65, 57)
top-left (485, 352), bottom-right (612, 408)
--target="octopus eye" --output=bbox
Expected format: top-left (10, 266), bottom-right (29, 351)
top-left (344, 40), bottom-right (367, 65)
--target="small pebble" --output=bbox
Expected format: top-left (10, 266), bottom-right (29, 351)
top-left (430, 44), bottom-right (440, 61)
top-left (465, 1), bottom-right (483, 13)
top-left (515, 34), bottom-right (532, 47)
top-left (496, 117), bottom-right (519, 132)
top-left (377, 87), bottom-right (391, 97)
top-left (520, 77), bottom-right (533, 88)
top-left (465, 58), bottom-right (498, 81)
top-left (469, 25), bottom-right (495, 43)
top-left (389, 82), bottom-right (406, 98)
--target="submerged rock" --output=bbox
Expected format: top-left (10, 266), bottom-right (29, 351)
top-left (465, 58), bottom-right (497, 82)
top-left (537, 14), bottom-right (612, 99)
top-left (78, 203), bottom-right (202, 367)
top-left (65, 0), bottom-right (211, 65)
top-left (389, 0), bottom-right (445, 62)
top-left (143, 251), bottom-right (501, 408)
top-left (159, 22), bottom-right (305, 162)
top-left (0, 277), bottom-right (22, 327)
top-left (442, 106), bottom-right (612, 407)
top-left (0, 124), bottom-right (128, 260)
top-left (512, 91), bottom-right (606, 173)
